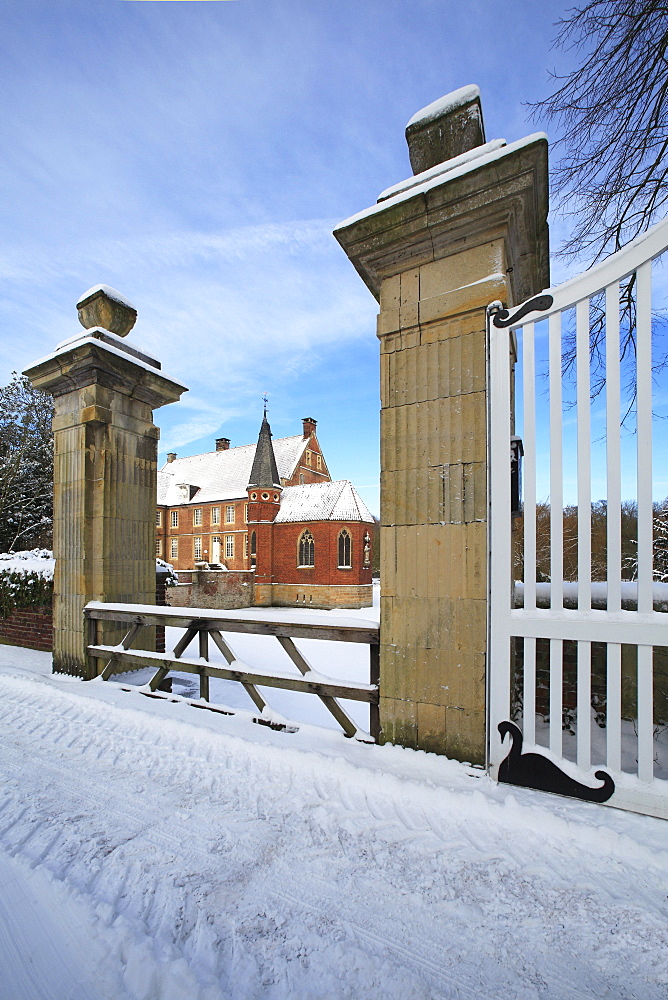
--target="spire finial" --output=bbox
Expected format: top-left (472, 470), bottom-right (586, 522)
top-left (262, 392), bottom-right (268, 417)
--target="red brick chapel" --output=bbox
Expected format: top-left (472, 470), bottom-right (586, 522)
top-left (156, 415), bottom-right (374, 609)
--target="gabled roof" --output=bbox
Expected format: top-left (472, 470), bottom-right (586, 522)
top-left (275, 480), bottom-right (374, 524)
top-left (157, 433), bottom-right (306, 506)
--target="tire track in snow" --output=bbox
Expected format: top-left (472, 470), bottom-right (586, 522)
top-left (0, 675), bottom-right (666, 1000)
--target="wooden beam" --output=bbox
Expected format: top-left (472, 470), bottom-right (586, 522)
top-left (277, 635), bottom-right (364, 739)
top-left (84, 605), bottom-right (378, 645)
top-left (88, 645), bottom-right (378, 703)
top-left (173, 627), bottom-right (198, 659)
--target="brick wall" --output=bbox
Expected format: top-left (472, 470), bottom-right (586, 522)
top-left (0, 605), bottom-right (52, 652)
top-left (168, 570), bottom-right (255, 610)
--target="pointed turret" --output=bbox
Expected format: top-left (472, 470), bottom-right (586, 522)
top-left (248, 413), bottom-right (281, 489)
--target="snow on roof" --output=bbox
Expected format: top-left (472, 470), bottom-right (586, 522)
top-left (406, 85), bottom-right (480, 130)
top-left (158, 434), bottom-right (307, 506)
top-left (275, 480), bottom-right (374, 524)
top-left (334, 132), bottom-right (548, 232)
top-left (377, 138), bottom-right (506, 202)
top-left (77, 284), bottom-right (137, 311)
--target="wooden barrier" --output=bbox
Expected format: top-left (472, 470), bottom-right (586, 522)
top-left (84, 602), bottom-right (379, 741)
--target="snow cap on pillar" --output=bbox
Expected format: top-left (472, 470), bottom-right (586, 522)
top-left (76, 284), bottom-right (137, 337)
top-left (405, 84), bottom-right (485, 175)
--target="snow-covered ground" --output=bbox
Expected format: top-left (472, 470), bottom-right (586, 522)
top-left (0, 599), bottom-right (666, 999)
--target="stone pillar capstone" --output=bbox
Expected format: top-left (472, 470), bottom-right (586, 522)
top-left (24, 286), bottom-right (187, 677)
top-left (335, 86), bottom-right (549, 764)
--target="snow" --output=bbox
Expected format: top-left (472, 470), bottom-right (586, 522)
top-left (0, 587), bottom-right (666, 999)
top-left (405, 85), bottom-right (481, 129)
top-left (158, 435), bottom-right (306, 506)
top-left (274, 479), bottom-right (375, 523)
top-left (29, 333), bottom-right (187, 388)
top-left (377, 138), bottom-right (506, 202)
top-left (334, 132), bottom-right (548, 232)
top-left (54, 326), bottom-right (156, 366)
top-left (516, 579), bottom-right (668, 610)
top-left (0, 547), bottom-right (54, 578)
top-left (77, 284), bottom-right (137, 311)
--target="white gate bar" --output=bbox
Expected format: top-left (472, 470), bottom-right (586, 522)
top-left (532, 214), bottom-right (668, 316)
top-left (488, 320), bottom-right (513, 767)
top-left (549, 638), bottom-right (563, 756)
top-left (605, 281), bottom-right (622, 612)
top-left (636, 260), bottom-right (654, 615)
top-left (522, 322), bottom-right (537, 611)
top-left (509, 608), bottom-right (668, 645)
top-left (549, 311), bottom-right (564, 610)
top-left (576, 298), bottom-right (592, 610)
top-left (637, 646), bottom-right (654, 782)
top-left (523, 636), bottom-right (536, 744)
top-left (577, 639), bottom-right (591, 770)
top-left (606, 642), bottom-right (622, 772)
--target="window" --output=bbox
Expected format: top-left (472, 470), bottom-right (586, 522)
top-left (298, 530), bottom-right (315, 567)
top-left (363, 531), bottom-right (371, 567)
top-left (316, 455), bottom-right (322, 470)
top-left (338, 529), bottom-right (352, 568)
top-left (194, 536), bottom-right (202, 560)
top-left (305, 451), bottom-right (312, 466)
top-left (170, 538), bottom-right (178, 559)
top-left (170, 510), bottom-right (179, 528)
top-left (244, 534), bottom-right (248, 557)
top-left (244, 503), bottom-right (248, 522)
top-left (156, 510), bottom-right (162, 527)
top-left (193, 508), bottom-right (202, 526)
top-left (226, 505), bottom-right (235, 523)
top-left (155, 539), bottom-right (162, 557)
top-left (250, 531), bottom-right (257, 568)
top-left (211, 506), bottom-right (220, 525)
top-left (225, 535), bottom-right (234, 559)
top-left (299, 474), bottom-right (305, 484)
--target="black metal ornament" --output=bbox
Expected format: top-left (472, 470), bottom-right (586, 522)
top-left (491, 294), bottom-right (554, 328)
top-left (497, 721), bottom-right (615, 803)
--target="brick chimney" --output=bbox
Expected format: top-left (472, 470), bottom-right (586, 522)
top-left (302, 417), bottom-right (317, 440)
top-left (216, 437), bottom-right (230, 451)
top-left (166, 452), bottom-right (176, 463)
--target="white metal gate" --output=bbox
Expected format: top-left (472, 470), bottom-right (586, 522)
top-left (488, 216), bottom-right (668, 819)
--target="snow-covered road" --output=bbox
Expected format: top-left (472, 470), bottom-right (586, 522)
top-left (0, 645), bottom-right (666, 1000)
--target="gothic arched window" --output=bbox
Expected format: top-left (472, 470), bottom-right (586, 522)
top-left (338, 529), bottom-right (352, 568)
top-left (298, 530), bottom-right (315, 567)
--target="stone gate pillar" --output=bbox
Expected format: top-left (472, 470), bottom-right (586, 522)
top-left (24, 286), bottom-right (187, 677)
top-left (335, 86), bottom-right (549, 763)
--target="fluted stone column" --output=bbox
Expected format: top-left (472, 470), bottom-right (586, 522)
top-left (335, 87), bottom-right (549, 764)
top-left (24, 287), bottom-right (187, 677)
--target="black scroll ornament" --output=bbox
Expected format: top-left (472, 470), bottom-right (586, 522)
top-left (498, 722), bottom-right (615, 803)
top-left (490, 294), bottom-right (554, 328)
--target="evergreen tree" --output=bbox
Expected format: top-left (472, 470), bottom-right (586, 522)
top-left (0, 374), bottom-right (53, 552)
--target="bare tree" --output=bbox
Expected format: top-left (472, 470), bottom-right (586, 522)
top-left (530, 0), bottom-right (668, 263)
top-left (528, 2), bottom-right (668, 408)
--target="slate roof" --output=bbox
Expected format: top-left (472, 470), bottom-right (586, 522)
top-left (275, 480), bottom-right (374, 524)
top-left (157, 433), bottom-right (306, 506)
top-left (248, 414), bottom-right (281, 489)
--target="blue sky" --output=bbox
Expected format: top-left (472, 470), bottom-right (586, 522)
top-left (0, 0), bottom-right (606, 514)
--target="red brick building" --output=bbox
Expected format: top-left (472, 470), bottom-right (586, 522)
top-left (156, 416), bottom-right (373, 608)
